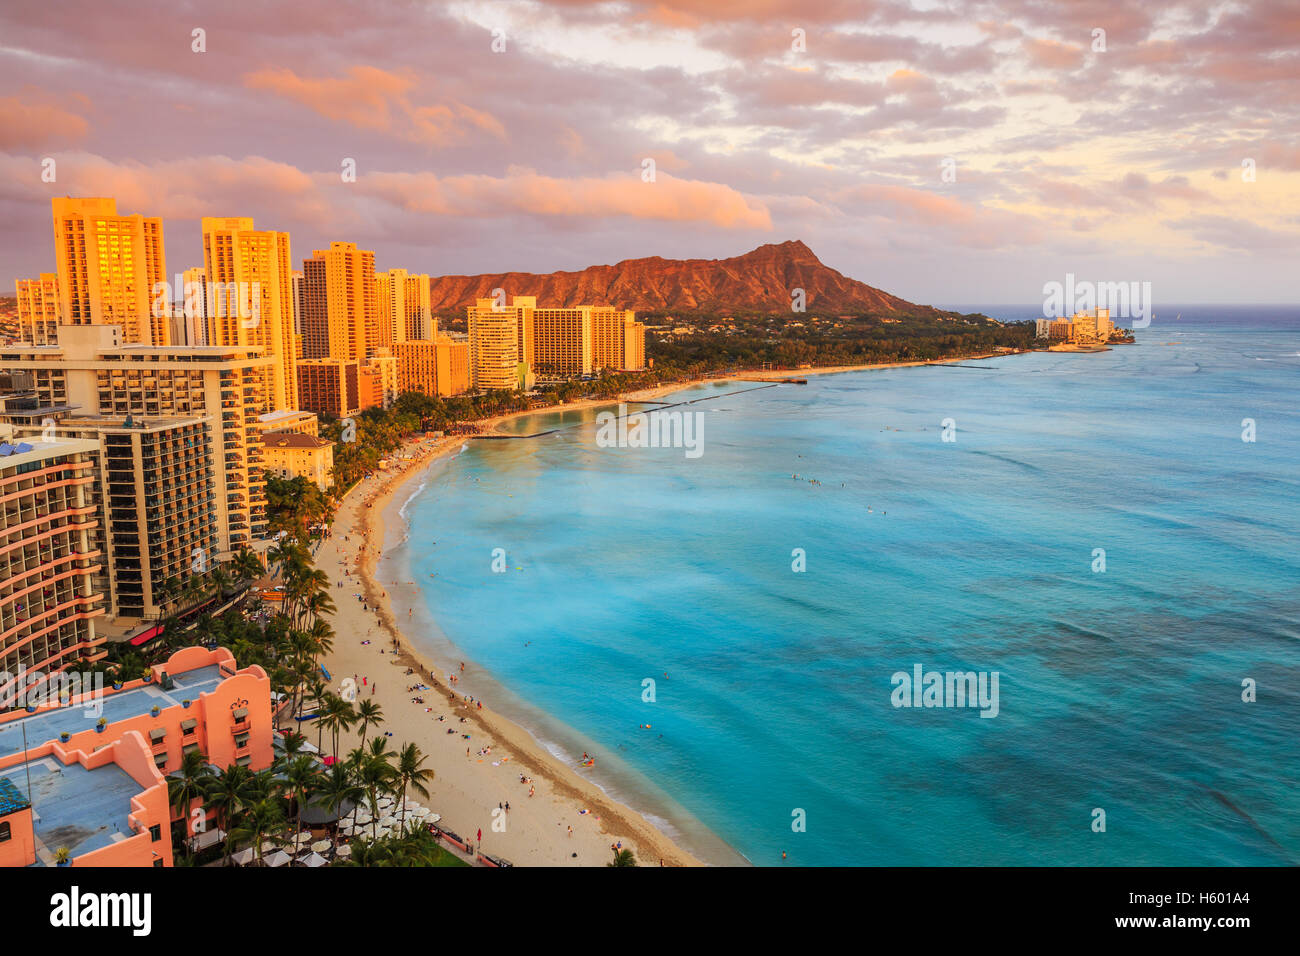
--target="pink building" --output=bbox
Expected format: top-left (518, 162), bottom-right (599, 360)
top-left (0, 646), bottom-right (274, 866)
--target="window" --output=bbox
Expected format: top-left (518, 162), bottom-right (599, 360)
top-left (150, 824), bottom-right (162, 842)
top-left (0, 822), bottom-right (10, 842)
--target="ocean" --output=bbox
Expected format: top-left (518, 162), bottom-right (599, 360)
top-left (382, 306), bottom-right (1299, 866)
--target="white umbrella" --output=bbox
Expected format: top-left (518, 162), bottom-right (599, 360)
top-left (409, 807), bottom-right (430, 819)
top-left (426, 813), bottom-right (441, 824)
top-left (335, 844), bottom-right (352, 858)
top-left (232, 847), bottom-right (256, 866)
top-left (379, 815), bottom-right (397, 828)
top-left (374, 827), bottom-right (391, 839)
top-left (263, 849), bottom-right (292, 867)
top-left (300, 851), bottom-right (328, 867)
top-left (311, 839), bottom-right (332, 853)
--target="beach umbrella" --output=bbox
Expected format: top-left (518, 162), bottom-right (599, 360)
top-left (426, 813), bottom-right (441, 824)
top-left (311, 839), bottom-right (332, 853)
top-left (379, 815), bottom-right (397, 828)
top-left (336, 845), bottom-right (352, 858)
top-left (263, 850), bottom-right (292, 867)
top-left (232, 847), bottom-right (256, 866)
top-left (301, 851), bottom-right (328, 868)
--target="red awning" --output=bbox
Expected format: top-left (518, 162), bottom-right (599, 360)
top-left (129, 623), bottom-right (164, 647)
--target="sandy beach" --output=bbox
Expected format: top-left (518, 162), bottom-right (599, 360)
top-left (313, 355), bottom-right (1014, 867)
top-left (315, 385), bottom-right (712, 867)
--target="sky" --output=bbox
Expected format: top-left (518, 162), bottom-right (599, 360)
top-left (1, 0), bottom-right (1297, 306)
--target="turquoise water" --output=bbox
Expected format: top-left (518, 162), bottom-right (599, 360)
top-left (389, 308), bottom-right (1299, 865)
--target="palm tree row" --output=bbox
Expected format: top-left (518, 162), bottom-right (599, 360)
top-left (166, 731), bottom-right (436, 866)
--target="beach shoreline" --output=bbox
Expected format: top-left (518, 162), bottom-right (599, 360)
top-left (315, 352), bottom-right (1016, 866)
top-left (317, 408), bottom-right (718, 867)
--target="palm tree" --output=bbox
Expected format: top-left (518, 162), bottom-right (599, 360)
top-left (166, 749), bottom-right (214, 858)
top-left (354, 745), bottom-right (397, 841)
top-left (202, 764), bottom-right (256, 867)
top-left (318, 694), bottom-right (355, 760)
top-left (395, 743), bottom-right (434, 834)
top-left (229, 796), bottom-right (286, 866)
top-left (355, 699), bottom-right (384, 752)
top-left (208, 566), bottom-right (232, 601)
top-left (281, 754), bottom-right (324, 840)
top-left (230, 548), bottom-right (263, 588)
top-left (608, 848), bottom-right (638, 867)
top-left (318, 762), bottom-right (364, 853)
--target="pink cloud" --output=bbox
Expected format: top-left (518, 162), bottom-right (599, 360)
top-left (245, 66), bottom-right (506, 146)
top-left (1023, 37), bottom-right (1085, 71)
top-left (362, 168), bottom-right (773, 229)
top-left (0, 88), bottom-right (90, 150)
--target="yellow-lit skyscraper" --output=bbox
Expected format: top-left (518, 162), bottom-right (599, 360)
top-left (403, 273), bottom-right (434, 340)
top-left (301, 242), bottom-right (377, 364)
top-left (51, 197), bottom-right (167, 346)
top-left (376, 268), bottom-right (409, 350)
top-left (468, 297), bottom-right (534, 390)
top-left (200, 217), bottom-right (298, 411)
top-left (15, 273), bottom-right (60, 345)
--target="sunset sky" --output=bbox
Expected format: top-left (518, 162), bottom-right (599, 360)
top-left (2, 0), bottom-right (1297, 306)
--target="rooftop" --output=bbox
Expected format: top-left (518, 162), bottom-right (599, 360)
top-left (0, 756), bottom-right (141, 862)
top-left (257, 409), bottom-right (314, 423)
top-left (260, 433), bottom-right (332, 450)
top-left (0, 664), bottom-right (225, 759)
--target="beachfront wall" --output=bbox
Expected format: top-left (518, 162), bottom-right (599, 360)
top-left (0, 731), bottom-right (171, 867)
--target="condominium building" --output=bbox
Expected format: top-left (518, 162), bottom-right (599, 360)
top-left (376, 269), bottom-right (409, 350)
top-left (296, 358), bottom-right (360, 419)
top-left (533, 306), bottom-right (594, 381)
top-left (171, 266), bottom-right (209, 347)
top-left (29, 415), bottom-right (218, 621)
top-left (467, 296), bottom-right (645, 388)
top-left (14, 274), bottom-right (59, 346)
top-left (394, 338), bottom-right (469, 397)
top-left (300, 242), bottom-right (377, 364)
top-left (0, 429), bottom-right (105, 688)
top-left (403, 273), bottom-right (435, 340)
top-left (468, 297), bottom-right (534, 391)
top-left (51, 197), bottom-right (167, 346)
top-left (261, 431), bottom-right (334, 492)
top-left (256, 409), bottom-right (318, 438)
top-left (200, 217), bottom-right (298, 411)
top-left (358, 354), bottom-right (398, 410)
top-left (0, 325), bottom-right (273, 558)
